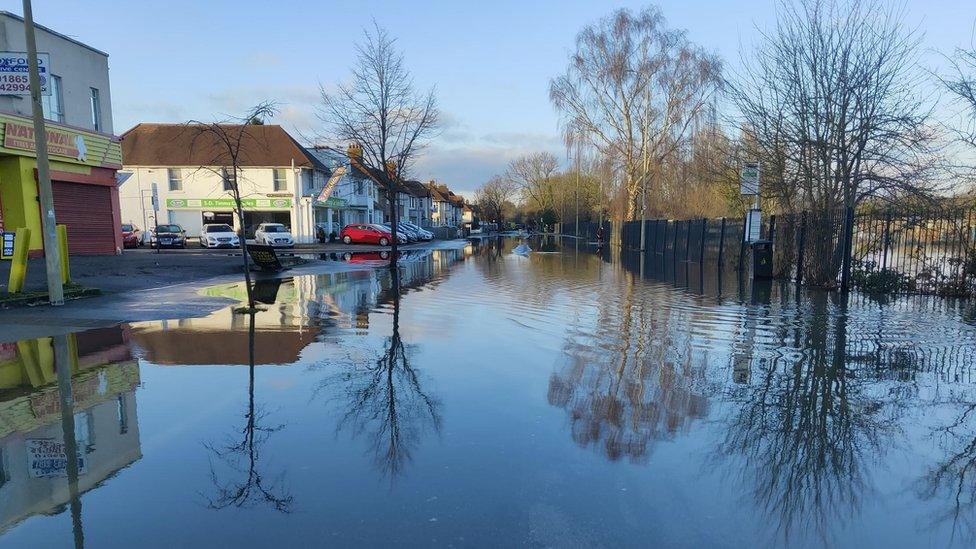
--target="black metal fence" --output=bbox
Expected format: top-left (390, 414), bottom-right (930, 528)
top-left (558, 221), bottom-right (612, 243)
top-left (601, 206), bottom-right (976, 297)
top-left (852, 207), bottom-right (976, 296)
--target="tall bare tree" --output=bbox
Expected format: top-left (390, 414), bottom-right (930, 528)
top-left (474, 175), bottom-right (518, 223)
top-left (319, 23), bottom-right (438, 261)
top-left (187, 102), bottom-right (278, 311)
top-left (506, 152), bottom-right (559, 217)
top-left (729, 0), bottom-right (940, 288)
top-left (549, 6), bottom-right (722, 235)
top-left (943, 42), bottom-right (976, 185)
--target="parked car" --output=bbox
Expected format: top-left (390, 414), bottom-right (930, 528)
top-left (396, 222), bottom-right (428, 242)
top-left (150, 224), bottom-right (187, 249)
top-left (121, 224), bottom-right (143, 248)
top-left (375, 224), bottom-right (409, 244)
top-left (200, 223), bottom-right (240, 248)
top-left (254, 223), bottom-right (294, 247)
top-left (339, 224), bottom-right (395, 246)
top-left (402, 221), bottom-right (433, 240)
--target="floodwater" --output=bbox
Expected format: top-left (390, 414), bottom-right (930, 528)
top-left (1, 237), bottom-right (975, 547)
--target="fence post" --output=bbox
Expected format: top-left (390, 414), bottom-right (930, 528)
top-left (699, 219), bottom-right (708, 264)
top-left (672, 220), bottom-right (679, 264)
top-left (684, 220), bottom-right (692, 262)
top-left (796, 212), bottom-right (807, 284)
top-left (840, 205), bottom-right (855, 293)
top-left (881, 209), bottom-right (892, 270)
top-left (718, 217), bottom-right (727, 270)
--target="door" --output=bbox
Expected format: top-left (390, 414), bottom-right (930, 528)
top-left (52, 181), bottom-right (116, 255)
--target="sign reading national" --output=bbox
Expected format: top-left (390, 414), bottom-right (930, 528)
top-left (3, 121), bottom-right (85, 160)
top-left (0, 52), bottom-right (51, 96)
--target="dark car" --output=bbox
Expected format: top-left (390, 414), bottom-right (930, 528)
top-left (151, 224), bottom-right (187, 249)
top-left (121, 223), bottom-right (143, 248)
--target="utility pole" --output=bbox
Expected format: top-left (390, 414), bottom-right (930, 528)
top-left (23, 0), bottom-right (64, 305)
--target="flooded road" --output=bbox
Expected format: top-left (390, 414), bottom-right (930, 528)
top-left (1, 237), bottom-right (975, 547)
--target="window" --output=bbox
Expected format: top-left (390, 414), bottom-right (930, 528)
top-left (41, 75), bottom-right (64, 122)
top-left (273, 168), bottom-right (287, 191)
top-left (222, 168), bottom-right (233, 191)
top-left (90, 87), bottom-right (102, 132)
top-left (355, 180), bottom-right (364, 195)
top-left (117, 394), bottom-right (129, 435)
top-left (167, 168), bottom-right (182, 191)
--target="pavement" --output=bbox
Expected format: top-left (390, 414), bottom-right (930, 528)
top-left (0, 238), bottom-right (469, 341)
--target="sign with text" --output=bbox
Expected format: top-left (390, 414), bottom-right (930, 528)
top-left (247, 243), bottom-right (283, 272)
top-left (0, 52), bottom-right (50, 96)
top-left (26, 439), bottom-right (87, 478)
top-left (744, 208), bottom-right (762, 243)
top-left (1, 231), bottom-right (14, 259)
top-left (167, 197), bottom-right (293, 210)
top-left (3, 121), bottom-right (85, 161)
top-left (740, 162), bottom-right (760, 196)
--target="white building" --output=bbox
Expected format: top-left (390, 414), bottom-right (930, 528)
top-left (119, 123), bottom-right (328, 243)
top-left (306, 144), bottom-right (383, 239)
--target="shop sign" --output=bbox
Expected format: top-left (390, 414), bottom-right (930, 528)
top-left (26, 439), bottom-right (87, 478)
top-left (0, 52), bottom-right (50, 96)
top-left (3, 121), bottom-right (85, 161)
top-left (316, 197), bottom-right (348, 208)
top-left (166, 197), bottom-right (292, 209)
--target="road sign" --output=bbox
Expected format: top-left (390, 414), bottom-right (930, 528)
top-left (0, 52), bottom-right (50, 96)
top-left (740, 162), bottom-right (760, 196)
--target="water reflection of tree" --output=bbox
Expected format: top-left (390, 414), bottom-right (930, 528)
top-left (917, 397), bottom-right (976, 543)
top-left (548, 270), bottom-right (708, 462)
top-left (206, 312), bottom-right (293, 512)
top-left (318, 270), bottom-right (441, 477)
top-left (715, 295), bottom-right (901, 545)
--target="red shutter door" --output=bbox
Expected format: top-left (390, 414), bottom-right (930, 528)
top-left (52, 181), bottom-right (116, 255)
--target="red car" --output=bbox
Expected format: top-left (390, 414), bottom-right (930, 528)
top-left (121, 223), bottom-right (144, 248)
top-left (339, 223), bottom-right (394, 246)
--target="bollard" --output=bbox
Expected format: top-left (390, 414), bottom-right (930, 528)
top-left (57, 224), bottom-right (71, 284)
top-left (7, 228), bottom-right (31, 294)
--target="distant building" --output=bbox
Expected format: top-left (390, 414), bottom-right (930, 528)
top-left (119, 123), bottom-right (328, 242)
top-left (0, 11), bottom-right (123, 255)
top-left (306, 144), bottom-right (383, 238)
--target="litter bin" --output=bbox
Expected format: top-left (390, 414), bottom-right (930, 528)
top-left (752, 239), bottom-right (773, 279)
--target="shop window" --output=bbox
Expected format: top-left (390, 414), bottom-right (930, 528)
top-left (42, 75), bottom-right (64, 123)
top-left (90, 87), bottom-right (102, 132)
top-left (273, 168), bottom-right (288, 191)
top-left (168, 168), bottom-right (183, 191)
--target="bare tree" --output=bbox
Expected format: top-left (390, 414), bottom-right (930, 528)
top-left (186, 102), bottom-right (279, 311)
top-left (549, 6), bottom-right (723, 234)
top-left (505, 152), bottom-right (559, 216)
top-left (943, 42), bottom-right (976, 185)
top-left (474, 175), bottom-right (518, 223)
top-left (319, 23), bottom-right (438, 262)
top-left (729, 0), bottom-right (941, 288)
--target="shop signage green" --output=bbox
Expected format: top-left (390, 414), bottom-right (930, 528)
top-left (315, 197), bottom-right (348, 208)
top-left (166, 197), bottom-right (293, 209)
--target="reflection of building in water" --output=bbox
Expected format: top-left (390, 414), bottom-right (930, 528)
top-left (0, 327), bottom-right (141, 533)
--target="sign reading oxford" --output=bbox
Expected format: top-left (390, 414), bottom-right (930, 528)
top-left (0, 52), bottom-right (51, 96)
top-left (167, 197), bottom-right (293, 210)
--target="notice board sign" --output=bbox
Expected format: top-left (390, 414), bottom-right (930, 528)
top-left (247, 243), bottom-right (283, 271)
top-left (26, 438), bottom-right (87, 478)
top-left (740, 161), bottom-right (760, 196)
top-left (744, 209), bottom-right (762, 243)
top-left (0, 52), bottom-right (51, 96)
top-left (1, 232), bottom-right (14, 259)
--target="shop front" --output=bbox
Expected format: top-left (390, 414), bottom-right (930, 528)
top-left (0, 113), bottom-right (123, 256)
top-left (164, 196), bottom-right (293, 239)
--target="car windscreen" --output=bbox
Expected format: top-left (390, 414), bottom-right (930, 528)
top-left (205, 225), bottom-right (233, 233)
top-left (263, 225), bottom-right (286, 233)
top-left (121, 224), bottom-right (134, 232)
top-left (157, 225), bottom-right (181, 232)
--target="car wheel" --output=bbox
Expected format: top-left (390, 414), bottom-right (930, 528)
top-left (379, 237), bottom-right (389, 246)
top-left (343, 235), bottom-right (352, 245)
top-left (380, 251), bottom-right (390, 260)
top-left (343, 252), bottom-right (352, 261)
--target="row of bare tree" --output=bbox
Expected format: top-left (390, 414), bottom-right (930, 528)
top-left (471, 0), bottom-right (976, 287)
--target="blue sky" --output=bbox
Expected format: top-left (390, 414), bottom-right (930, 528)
top-left (8, 0), bottom-right (976, 195)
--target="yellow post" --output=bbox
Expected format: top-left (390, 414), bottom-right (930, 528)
top-left (57, 224), bottom-right (70, 284)
top-left (7, 228), bottom-right (31, 294)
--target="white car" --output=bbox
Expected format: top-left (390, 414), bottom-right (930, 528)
top-left (200, 223), bottom-right (240, 248)
top-left (403, 221), bottom-right (433, 240)
top-left (254, 222), bottom-right (294, 248)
